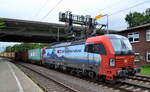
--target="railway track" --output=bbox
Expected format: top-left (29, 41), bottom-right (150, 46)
top-left (118, 81), bottom-right (150, 92)
top-left (17, 63), bottom-right (79, 92)
top-left (127, 75), bottom-right (150, 82)
top-left (78, 77), bottom-right (150, 92)
top-left (16, 62), bottom-right (150, 92)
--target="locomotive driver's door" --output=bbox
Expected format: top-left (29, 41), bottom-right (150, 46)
top-left (85, 44), bottom-right (106, 70)
top-left (85, 44), bottom-right (96, 69)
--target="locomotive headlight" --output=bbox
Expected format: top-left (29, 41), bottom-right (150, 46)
top-left (109, 58), bottom-right (115, 67)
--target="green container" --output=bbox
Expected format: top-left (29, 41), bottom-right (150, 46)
top-left (28, 48), bottom-right (42, 61)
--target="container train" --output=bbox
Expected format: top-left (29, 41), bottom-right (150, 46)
top-left (0, 34), bottom-right (140, 81)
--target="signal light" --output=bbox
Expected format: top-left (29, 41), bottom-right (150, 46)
top-left (95, 14), bottom-right (104, 19)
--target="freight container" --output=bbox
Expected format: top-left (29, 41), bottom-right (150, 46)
top-left (15, 52), bottom-right (22, 60)
top-left (15, 51), bottom-right (28, 62)
top-left (0, 53), bottom-right (3, 57)
top-left (11, 52), bottom-right (15, 58)
top-left (9, 52), bottom-right (15, 58)
top-left (4, 53), bottom-right (7, 57)
top-left (28, 48), bottom-right (42, 63)
top-left (0, 53), bottom-right (2, 57)
top-left (20, 51), bottom-right (28, 62)
top-left (8, 53), bottom-right (10, 57)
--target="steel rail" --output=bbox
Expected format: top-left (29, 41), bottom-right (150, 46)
top-left (16, 62), bottom-right (150, 92)
top-left (135, 75), bottom-right (150, 79)
top-left (18, 63), bottom-right (79, 92)
top-left (127, 76), bottom-right (150, 82)
top-left (121, 81), bottom-right (150, 90)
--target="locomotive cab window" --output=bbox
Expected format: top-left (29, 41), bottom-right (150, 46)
top-left (85, 44), bottom-right (106, 55)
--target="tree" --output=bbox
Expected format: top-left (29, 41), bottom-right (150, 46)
top-left (0, 18), bottom-right (6, 29)
top-left (125, 8), bottom-right (150, 28)
top-left (145, 8), bottom-right (150, 23)
top-left (4, 43), bottom-right (49, 52)
top-left (5, 46), bottom-right (12, 52)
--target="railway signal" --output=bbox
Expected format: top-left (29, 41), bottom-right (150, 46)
top-left (95, 14), bottom-right (104, 19)
top-left (59, 11), bottom-right (107, 39)
top-left (95, 14), bottom-right (109, 34)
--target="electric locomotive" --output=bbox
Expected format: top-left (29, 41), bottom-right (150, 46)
top-left (43, 34), bottom-right (140, 81)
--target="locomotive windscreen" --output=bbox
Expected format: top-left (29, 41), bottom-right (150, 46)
top-left (108, 35), bottom-right (134, 56)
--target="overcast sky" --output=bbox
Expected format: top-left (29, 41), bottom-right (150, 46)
top-left (0, 0), bottom-right (150, 52)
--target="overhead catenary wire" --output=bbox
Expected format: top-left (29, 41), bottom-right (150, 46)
top-left (95, 0), bottom-right (139, 17)
top-left (41, 0), bottom-right (63, 20)
top-left (94, 0), bottom-right (150, 31)
top-left (96, 0), bottom-right (122, 13)
top-left (109, 0), bottom-right (150, 16)
top-left (40, 0), bottom-right (148, 21)
top-left (33, 0), bottom-right (49, 18)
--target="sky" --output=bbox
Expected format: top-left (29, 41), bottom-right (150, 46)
top-left (0, 42), bottom-right (20, 52)
top-left (0, 0), bottom-right (150, 52)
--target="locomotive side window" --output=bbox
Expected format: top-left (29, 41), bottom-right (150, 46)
top-left (94, 44), bottom-right (106, 55)
top-left (85, 44), bottom-right (94, 53)
top-left (85, 44), bottom-right (106, 55)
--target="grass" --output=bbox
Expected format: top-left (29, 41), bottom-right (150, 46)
top-left (140, 66), bottom-right (150, 75)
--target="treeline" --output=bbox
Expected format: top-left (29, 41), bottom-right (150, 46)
top-left (125, 8), bottom-right (150, 28)
top-left (5, 43), bottom-right (48, 52)
top-left (0, 18), bottom-right (6, 29)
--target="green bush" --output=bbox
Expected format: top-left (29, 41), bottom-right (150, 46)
top-left (140, 66), bottom-right (150, 75)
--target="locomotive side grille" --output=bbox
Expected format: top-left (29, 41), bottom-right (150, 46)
top-left (115, 59), bottom-right (124, 62)
top-left (115, 57), bottom-right (133, 67)
top-left (115, 59), bottom-right (124, 67)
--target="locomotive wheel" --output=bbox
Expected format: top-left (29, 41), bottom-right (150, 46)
top-left (105, 76), bottom-right (117, 84)
top-left (76, 70), bottom-right (85, 77)
top-left (95, 75), bottom-right (103, 82)
top-left (128, 71), bottom-right (135, 76)
top-left (66, 67), bottom-right (71, 73)
top-left (70, 69), bottom-right (77, 75)
top-left (49, 64), bottom-right (55, 69)
top-left (105, 79), bottom-right (117, 84)
top-left (82, 70), bottom-right (88, 77)
top-left (97, 75), bottom-right (106, 82)
top-left (88, 71), bottom-right (96, 79)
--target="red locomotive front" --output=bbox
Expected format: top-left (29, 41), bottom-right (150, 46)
top-left (86, 34), bottom-right (140, 81)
